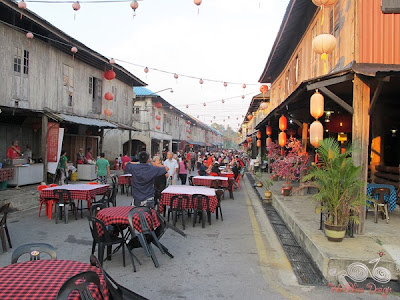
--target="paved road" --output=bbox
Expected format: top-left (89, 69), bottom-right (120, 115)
top-left (0, 174), bottom-right (398, 300)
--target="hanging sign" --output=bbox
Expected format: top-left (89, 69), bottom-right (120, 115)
top-left (47, 122), bottom-right (60, 162)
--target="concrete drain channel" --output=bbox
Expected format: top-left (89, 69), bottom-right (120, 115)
top-left (246, 173), bottom-right (326, 286)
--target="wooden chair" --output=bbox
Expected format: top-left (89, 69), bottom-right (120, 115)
top-left (369, 188), bottom-right (390, 224)
top-left (0, 203), bottom-right (12, 253)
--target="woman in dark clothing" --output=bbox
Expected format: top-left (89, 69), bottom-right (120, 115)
top-left (211, 163), bottom-right (221, 175)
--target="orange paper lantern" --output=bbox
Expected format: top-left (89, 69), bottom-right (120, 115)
top-left (260, 85), bottom-right (269, 94)
top-left (104, 108), bottom-right (113, 117)
top-left (266, 137), bottom-right (272, 148)
top-left (257, 140), bottom-right (261, 148)
top-left (312, 34), bottom-right (337, 72)
top-left (310, 120), bottom-right (324, 148)
top-left (257, 131), bottom-right (261, 139)
top-left (104, 92), bottom-right (114, 101)
top-left (279, 132), bottom-right (287, 147)
top-left (279, 115), bottom-right (287, 131)
top-left (266, 125), bottom-right (272, 136)
top-left (310, 90), bottom-right (324, 119)
top-left (247, 137), bottom-right (252, 143)
top-left (247, 115), bottom-right (253, 121)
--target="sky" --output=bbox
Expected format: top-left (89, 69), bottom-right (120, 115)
top-left (25, 0), bottom-right (290, 131)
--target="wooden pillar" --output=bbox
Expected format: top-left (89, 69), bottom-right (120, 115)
top-left (99, 129), bottom-right (104, 154)
top-left (301, 123), bottom-right (308, 153)
top-left (41, 115), bottom-right (48, 182)
top-left (352, 75), bottom-right (370, 235)
top-left (128, 130), bottom-right (132, 156)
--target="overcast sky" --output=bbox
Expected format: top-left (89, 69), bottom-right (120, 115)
top-left (25, 0), bottom-right (289, 131)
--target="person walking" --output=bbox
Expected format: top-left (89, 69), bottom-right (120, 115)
top-left (190, 150), bottom-right (196, 171)
top-left (178, 157), bottom-right (188, 185)
top-left (59, 150), bottom-right (68, 185)
top-left (95, 153), bottom-right (110, 184)
top-left (164, 152), bottom-right (179, 185)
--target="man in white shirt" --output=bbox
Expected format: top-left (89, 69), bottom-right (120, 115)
top-left (164, 152), bottom-right (179, 185)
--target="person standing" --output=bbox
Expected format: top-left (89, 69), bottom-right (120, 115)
top-left (76, 147), bottom-right (85, 164)
top-left (190, 150), bottom-right (196, 171)
top-left (23, 144), bottom-right (32, 162)
top-left (59, 150), bottom-right (68, 185)
top-left (95, 153), bottom-right (110, 184)
top-left (125, 151), bottom-right (169, 207)
top-left (85, 147), bottom-right (94, 163)
top-left (164, 152), bottom-right (179, 185)
top-left (178, 157), bottom-right (188, 185)
top-left (6, 140), bottom-right (21, 160)
top-left (121, 152), bottom-right (131, 172)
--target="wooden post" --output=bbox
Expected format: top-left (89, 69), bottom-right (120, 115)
top-left (301, 123), bottom-right (308, 153)
top-left (41, 114), bottom-right (48, 182)
top-left (352, 74), bottom-right (370, 235)
top-left (99, 129), bottom-right (104, 154)
top-left (128, 130), bottom-right (132, 156)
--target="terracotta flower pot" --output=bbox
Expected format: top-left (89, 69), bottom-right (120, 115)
top-left (281, 186), bottom-right (292, 196)
top-left (324, 222), bottom-right (347, 242)
top-left (264, 190), bottom-right (272, 199)
top-left (256, 182), bottom-right (263, 187)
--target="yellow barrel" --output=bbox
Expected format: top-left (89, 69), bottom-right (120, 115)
top-left (70, 172), bottom-right (78, 181)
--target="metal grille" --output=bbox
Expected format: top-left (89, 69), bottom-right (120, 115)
top-left (246, 173), bottom-right (326, 286)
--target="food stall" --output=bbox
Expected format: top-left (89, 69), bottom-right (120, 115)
top-left (4, 159), bottom-right (43, 187)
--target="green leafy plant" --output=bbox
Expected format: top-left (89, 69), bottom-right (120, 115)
top-left (263, 176), bottom-right (273, 190)
top-left (302, 138), bottom-right (368, 226)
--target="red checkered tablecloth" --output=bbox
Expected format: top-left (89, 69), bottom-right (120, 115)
top-left (40, 184), bottom-right (109, 204)
top-left (159, 185), bottom-right (218, 213)
top-left (96, 206), bottom-right (160, 234)
top-left (192, 176), bottom-right (229, 188)
top-left (0, 168), bottom-right (14, 182)
top-left (0, 259), bottom-right (109, 299)
top-left (220, 172), bottom-right (235, 179)
top-left (118, 174), bottom-right (132, 185)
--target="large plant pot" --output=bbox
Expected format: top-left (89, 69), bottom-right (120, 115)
top-left (281, 186), bottom-right (292, 196)
top-left (256, 182), bottom-right (263, 187)
top-left (264, 190), bottom-right (272, 199)
top-left (324, 222), bottom-right (347, 242)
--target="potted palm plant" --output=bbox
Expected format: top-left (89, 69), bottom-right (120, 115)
top-left (302, 138), bottom-right (367, 242)
top-left (263, 176), bottom-right (273, 199)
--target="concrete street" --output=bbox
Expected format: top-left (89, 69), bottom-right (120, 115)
top-left (0, 174), bottom-right (398, 300)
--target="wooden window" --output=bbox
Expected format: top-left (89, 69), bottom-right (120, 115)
top-left (23, 50), bottom-right (29, 75)
top-left (92, 78), bottom-right (102, 114)
top-left (68, 94), bottom-right (73, 107)
top-left (14, 47), bottom-right (22, 73)
top-left (63, 64), bottom-right (73, 87)
top-left (285, 69), bottom-right (290, 96)
top-left (89, 77), bottom-right (93, 95)
top-left (123, 90), bottom-right (128, 106)
top-left (112, 86), bottom-right (118, 102)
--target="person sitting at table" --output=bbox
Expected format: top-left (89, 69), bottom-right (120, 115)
top-left (198, 160), bottom-right (208, 176)
top-left (125, 151), bottom-right (169, 207)
top-left (76, 147), bottom-right (86, 164)
top-left (209, 162), bottom-right (221, 176)
top-left (7, 140), bottom-right (21, 160)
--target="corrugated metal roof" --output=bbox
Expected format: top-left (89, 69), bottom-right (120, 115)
top-left (134, 87), bottom-right (158, 97)
top-left (48, 113), bottom-right (118, 128)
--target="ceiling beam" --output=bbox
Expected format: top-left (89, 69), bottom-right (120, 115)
top-left (318, 87), bottom-right (354, 115)
top-left (368, 77), bottom-right (389, 115)
top-left (306, 73), bottom-right (354, 91)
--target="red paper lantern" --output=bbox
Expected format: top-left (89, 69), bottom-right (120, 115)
top-left (247, 115), bottom-right (253, 121)
top-left (199, 78), bottom-right (204, 84)
top-left (279, 132), bottom-right (287, 147)
top-left (18, 0), bottom-right (26, 19)
top-left (279, 115), bottom-right (287, 131)
top-left (187, 121), bottom-right (191, 125)
top-left (326, 114), bottom-right (352, 133)
top-left (130, 0), bottom-right (139, 12)
top-left (104, 92), bottom-right (114, 101)
top-left (222, 99), bottom-right (225, 104)
top-left (72, 1), bottom-right (80, 11)
top-left (203, 103), bottom-right (206, 106)
top-left (26, 32), bottom-right (33, 39)
top-left (104, 70), bottom-right (116, 81)
top-left (242, 84), bottom-right (247, 89)
top-left (174, 73), bottom-right (179, 79)
top-left (104, 108), bottom-right (113, 117)
top-left (187, 129), bottom-right (191, 133)
top-left (71, 47), bottom-right (78, 54)
top-left (156, 125), bottom-right (161, 130)
top-left (247, 137), bottom-right (252, 143)
top-left (144, 67), bottom-right (149, 73)
top-left (194, 0), bottom-right (202, 5)
top-left (156, 115), bottom-right (161, 121)
top-left (109, 58), bottom-right (115, 65)
top-left (260, 85), bottom-right (269, 94)
top-left (310, 90), bottom-right (324, 120)
top-left (266, 125), bottom-right (272, 136)
top-left (287, 128), bottom-right (297, 137)
top-left (257, 131), bottom-right (261, 139)
top-left (169, 106), bottom-right (172, 110)
top-left (242, 95), bottom-right (245, 99)
top-left (223, 82), bottom-right (228, 87)
top-left (154, 102), bottom-right (162, 109)
top-left (257, 140), bottom-right (262, 148)
top-left (310, 120), bottom-right (324, 147)
top-left (266, 137), bottom-right (272, 148)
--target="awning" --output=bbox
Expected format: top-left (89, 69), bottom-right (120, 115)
top-left (45, 112), bottom-right (118, 128)
top-left (206, 143), bottom-right (212, 147)
top-left (187, 140), bottom-right (205, 146)
top-left (110, 121), bottom-right (140, 131)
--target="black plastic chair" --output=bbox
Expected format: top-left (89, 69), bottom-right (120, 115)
top-left (215, 190), bottom-right (224, 221)
top-left (167, 195), bottom-right (190, 230)
top-left (90, 255), bottom-right (148, 300)
top-left (188, 176), bottom-right (194, 186)
top-left (128, 207), bottom-right (167, 268)
top-left (53, 189), bottom-right (77, 224)
top-left (88, 216), bottom-right (136, 271)
top-left (56, 271), bottom-right (104, 300)
top-left (191, 194), bottom-right (210, 228)
top-left (0, 203), bottom-right (12, 253)
top-left (224, 178), bottom-right (235, 199)
top-left (11, 243), bottom-right (57, 264)
top-left (90, 202), bottom-right (107, 217)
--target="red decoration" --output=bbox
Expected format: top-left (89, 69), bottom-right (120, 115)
top-left (223, 82), bottom-right (228, 87)
top-left (156, 125), bottom-right (161, 130)
top-left (203, 103), bottom-right (206, 106)
top-left (26, 32), bottom-right (33, 39)
top-left (279, 115), bottom-right (287, 131)
top-left (18, 0), bottom-right (26, 19)
top-left (287, 128), bottom-right (297, 137)
top-left (187, 121), bottom-right (191, 125)
top-left (247, 115), bottom-right (253, 121)
top-left (104, 108), bottom-right (113, 117)
top-left (156, 115), bottom-right (161, 121)
top-left (186, 105), bottom-right (189, 109)
top-left (109, 58), bottom-right (115, 65)
top-left (194, 0), bottom-right (202, 5)
top-left (72, 1), bottom-right (80, 11)
top-left (104, 92), bottom-right (114, 101)
top-left (279, 132), bottom-right (287, 147)
top-left (266, 125), bottom-right (272, 136)
top-left (266, 137), bottom-right (272, 148)
top-left (326, 114), bottom-right (352, 133)
top-left (257, 140), bottom-right (262, 148)
top-left (242, 84), bottom-right (247, 89)
top-left (257, 131), bottom-right (261, 139)
top-left (260, 85), bottom-right (269, 95)
top-left (187, 129), bottom-right (191, 133)
top-left (104, 70), bottom-right (116, 81)
top-left (154, 102), bottom-right (162, 109)
top-left (247, 137), bottom-right (252, 143)
top-left (169, 106), bottom-right (173, 110)
top-left (241, 95), bottom-right (245, 99)
top-left (144, 67), bottom-right (149, 73)
top-left (130, 0), bottom-right (139, 15)
top-left (174, 73), bottom-right (179, 79)
top-left (199, 78), bottom-right (204, 84)
top-left (222, 99), bottom-right (225, 103)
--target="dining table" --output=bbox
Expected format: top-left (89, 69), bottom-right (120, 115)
top-left (159, 185), bottom-right (218, 214)
top-left (366, 183), bottom-right (397, 212)
top-left (96, 206), bottom-right (160, 234)
top-left (0, 259), bottom-right (109, 299)
top-left (40, 183), bottom-right (109, 219)
top-left (192, 175), bottom-right (229, 188)
top-left (220, 172), bottom-right (235, 179)
top-left (118, 174), bottom-right (132, 185)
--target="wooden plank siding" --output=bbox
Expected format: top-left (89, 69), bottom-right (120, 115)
top-left (359, 0), bottom-right (400, 64)
top-left (269, 0), bottom-right (356, 112)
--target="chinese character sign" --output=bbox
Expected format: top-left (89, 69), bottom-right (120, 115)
top-left (47, 122), bottom-right (59, 162)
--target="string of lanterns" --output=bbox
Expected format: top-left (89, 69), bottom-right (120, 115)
top-left (278, 115), bottom-right (287, 148)
top-left (309, 90), bottom-right (324, 147)
top-left (103, 62), bottom-right (116, 119)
